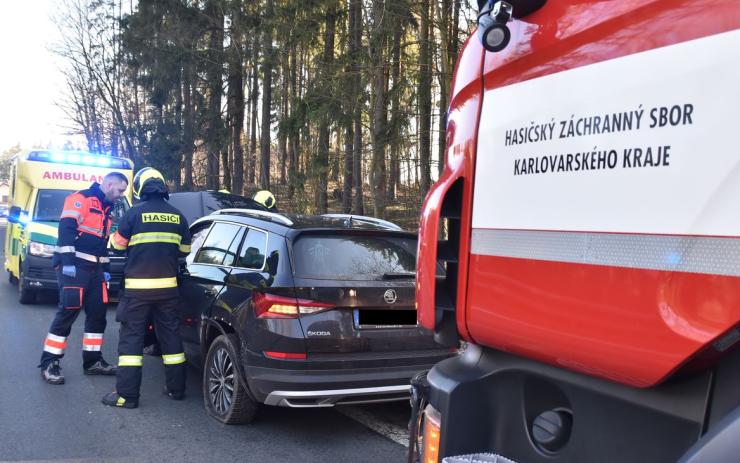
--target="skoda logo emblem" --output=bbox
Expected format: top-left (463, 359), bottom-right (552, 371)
top-left (383, 289), bottom-right (398, 304)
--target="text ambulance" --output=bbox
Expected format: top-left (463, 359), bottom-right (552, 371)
top-left (411, 1), bottom-right (740, 462)
top-left (5, 150), bottom-right (133, 304)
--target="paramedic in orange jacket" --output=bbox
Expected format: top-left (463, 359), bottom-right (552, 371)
top-left (39, 172), bottom-right (129, 384)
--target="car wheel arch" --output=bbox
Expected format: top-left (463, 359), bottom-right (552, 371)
top-left (201, 319), bottom-right (236, 360)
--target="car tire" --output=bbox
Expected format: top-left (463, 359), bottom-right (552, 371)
top-left (18, 265), bottom-right (36, 305)
top-left (203, 333), bottom-right (258, 424)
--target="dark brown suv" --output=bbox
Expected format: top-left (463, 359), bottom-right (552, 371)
top-left (177, 209), bottom-right (455, 423)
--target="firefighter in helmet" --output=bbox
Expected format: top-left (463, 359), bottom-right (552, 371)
top-left (253, 190), bottom-right (277, 211)
top-left (102, 168), bottom-right (192, 408)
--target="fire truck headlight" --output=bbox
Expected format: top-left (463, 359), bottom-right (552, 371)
top-left (29, 241), bottom-right (56, 258)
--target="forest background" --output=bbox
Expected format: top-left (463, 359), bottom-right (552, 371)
top-left (25, 0), bottom-right (478, 229)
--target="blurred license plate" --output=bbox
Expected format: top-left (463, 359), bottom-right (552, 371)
top-left (354, 309), bottom-right (417, 329)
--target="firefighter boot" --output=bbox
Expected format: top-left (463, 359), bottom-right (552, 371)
top-left (84, 359), bottom-right (117, 375)
top-left (101, 391), bottom-right (138, 409)
top-left (42, 360), bottom-right (65, 385)
top-left (163, 386), bottom-right (185, 400)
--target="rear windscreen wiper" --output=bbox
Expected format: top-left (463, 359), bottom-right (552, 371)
top-left (382, 272), bottom-right (416, 280)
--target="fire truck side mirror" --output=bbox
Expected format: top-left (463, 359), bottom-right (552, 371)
top-left (477, 0), bottom-right (546, 18)
top-left (478, 1), bottom-right (513, 53)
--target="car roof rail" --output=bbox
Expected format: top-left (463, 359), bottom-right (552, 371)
top-left (322, 214), bottom-right (403, 231)
top-left (213, 208), bottom-right (294, 226)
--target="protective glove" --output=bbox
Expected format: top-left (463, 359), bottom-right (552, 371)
top-left (62, 265), bottom-right (76, 278)
top-left (103, 272), bottom-right (111, 282)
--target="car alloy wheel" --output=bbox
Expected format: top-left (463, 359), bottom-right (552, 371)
top-left (203, 334), bottom-right (258, 424)
top-left (208, 346), bottom-right (235, 413)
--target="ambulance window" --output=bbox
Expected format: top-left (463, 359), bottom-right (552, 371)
top-left (34, 189), bottom-right (74, 222)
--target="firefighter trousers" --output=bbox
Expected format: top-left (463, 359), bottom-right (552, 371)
top-left (40, 263), bottom-right (108, 369)
top-left (115, 296), bottom-right (186, 401)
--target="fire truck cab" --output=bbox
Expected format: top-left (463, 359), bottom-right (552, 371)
top-left (412, 1), bottom-right (740, 462)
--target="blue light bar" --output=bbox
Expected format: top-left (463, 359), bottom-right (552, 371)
top-left (26, 150), bottom-right (132, 170)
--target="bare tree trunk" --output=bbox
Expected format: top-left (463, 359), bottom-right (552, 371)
top-left (370, 0), bottom-right (388, 219)
top-left (387, 17), bottom-right (402, 202)
top-left (330, 127), bottom-right (340, 183)
top-left (182, 51), bottom-right (195, 189)
top-left (278, 48), bottom-right (289, 185)
top-left (343, 120), bottom-right (353, 213)
top-left (205, 0), bottom-right (224, 190)
top-left (227, 1), bottom-right (245, 194)
top-left (419, 0), bottom-right (432, 195)
top-left (259, 0), bottom-right (274, 190)
top-left (341, 3), bottom-right (353, 213)
top-left (437, 0), bottom-right (454, 176)
top-left (315, 4), bottom-right (336, 214)
top-left (288, 45), bottom-right (298, 200)
top-left (172, 66), bottom-right (183, 189)
top-left (248, 38), bottom-right (259, 186)
top-left (350, 0), bottom-right (364, 214)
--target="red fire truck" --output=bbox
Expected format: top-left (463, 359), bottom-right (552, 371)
top-left (410, 1), bottom-right (740, 462)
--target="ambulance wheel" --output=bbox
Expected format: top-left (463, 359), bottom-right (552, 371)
top-left (203, 334), bottom-right (258, 424)
top-left (18, 266), bottom-right (36, 304)
top-left (8, 271), bottom-right (18, 285)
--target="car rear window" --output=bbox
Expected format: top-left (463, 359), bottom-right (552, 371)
top-left (292, 234), bottom-right (417, 280)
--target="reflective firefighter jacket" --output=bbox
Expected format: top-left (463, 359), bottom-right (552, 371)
top-left (53, 182), bottom-right (113, 270)
top-left (110, 197), bottom-right (191, 300)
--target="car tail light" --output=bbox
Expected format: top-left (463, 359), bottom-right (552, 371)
top-left (253, 292), bottom-right (334, 319)
top-left (422, 405), bottom-right (442, 463)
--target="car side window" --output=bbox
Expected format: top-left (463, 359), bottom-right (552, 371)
top-left (186, 223), bottom-right (212, 265)
top-left (194, 222), bottom-right (243, 266)
top-left (235, 228), bottom-right (268, 270)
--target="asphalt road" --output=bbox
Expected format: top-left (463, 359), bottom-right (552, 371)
top-left (0, 224), bottom-right (410, 463)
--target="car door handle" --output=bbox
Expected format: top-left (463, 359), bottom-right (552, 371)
top-left (204, 288), bottom-right (216, 296)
